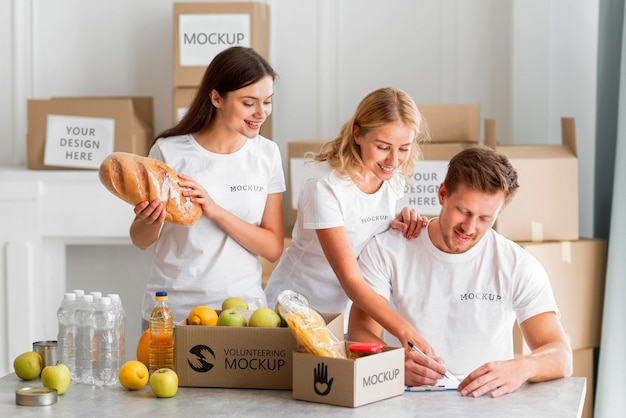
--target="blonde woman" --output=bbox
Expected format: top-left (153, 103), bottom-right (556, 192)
top-left (265, 87), bottom-right (433, 352)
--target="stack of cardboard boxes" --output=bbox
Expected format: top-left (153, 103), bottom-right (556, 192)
top-left (488, 118), bottom-right (605, 418)
top-left (171, 2), bottom-right (272, 138)
top-left (285, 107), bottom-right (605, 415)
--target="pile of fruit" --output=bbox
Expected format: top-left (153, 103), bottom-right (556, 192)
top-left (13, 296), bottom-right (288, 399)
top-left (120, 296), bottom-right (285, 396)
top-left (186, 297), bottom-right (284, 328)
top-left (13, 351), bottom-right (71, 395)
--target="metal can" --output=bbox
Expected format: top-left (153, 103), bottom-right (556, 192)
top-left (16, 387), bottom-right (58, 406)
top-left (32, 341), bottom-right (58, 368)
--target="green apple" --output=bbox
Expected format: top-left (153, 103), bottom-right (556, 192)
top-left (149, 368), bottom-right (178, 398)
top-left (249, 307), bottom-right (282, 328)
top-left (217, 308), bottom-right (248, 327)
top-left (41, 363), bottom-right (71, 395)
top-left (13, 351), bottom-right (43, 380)
top-left (221, 297), bottom-right (248, 311)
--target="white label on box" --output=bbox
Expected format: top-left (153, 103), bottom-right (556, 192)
top-left (43, 114), bottom-right (115, 169)
top-left (176, 106), bottom-right (188, 123)
top-left (179, 14), bottom-right (251, 67)
top-left (397, 160), bottom-right (448, 216)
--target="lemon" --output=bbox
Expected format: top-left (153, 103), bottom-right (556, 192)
top-left (118, 360), bottom-right (149, 390)
top-left (187, 305), bottom-right (218, 326)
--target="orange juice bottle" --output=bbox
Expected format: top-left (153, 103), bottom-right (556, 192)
top-left (149, 291), bottom-right (174, 373)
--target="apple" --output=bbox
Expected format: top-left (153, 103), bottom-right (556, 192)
top-left (13, 351), bottom-right (43, 380)
top-left (249, 307), bottom-right (281, 328)
top-left (217, 308), bottom-right (248, 327)
top-left (41, 363), bottom-right (71, 395)
top-left (149, 368), bottom-right (178, 398)
top-left (221, 297), bottom-right (248, 311)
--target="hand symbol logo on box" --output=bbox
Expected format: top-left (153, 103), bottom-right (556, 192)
top-left (313, 362), bottom-right (334, 396)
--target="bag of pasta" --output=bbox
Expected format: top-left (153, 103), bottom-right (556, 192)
top-left (277, 290), bottom-right (346, 359)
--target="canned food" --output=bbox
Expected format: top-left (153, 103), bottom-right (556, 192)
top-left (348, 342), bottom-right (384, 360)
top-left (32, 341), bottom-right (58, 368)
top-left (15, 387), bottom-right (58, 406)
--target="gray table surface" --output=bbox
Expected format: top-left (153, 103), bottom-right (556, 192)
top-left (1, 373), bottom-right (586, 417)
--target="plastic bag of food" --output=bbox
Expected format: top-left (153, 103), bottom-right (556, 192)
top-left (277, 290), bottom-right (346, 359)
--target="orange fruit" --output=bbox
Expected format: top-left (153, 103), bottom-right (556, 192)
top-left (136, 328), bottom-right (150, 368)
top-left (118, 360), bottom-right (149, 390)
top-left (187, 305), bottom-right (218, 326)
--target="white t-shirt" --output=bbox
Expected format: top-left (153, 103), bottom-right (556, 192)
top-left (358, 220), bottom-right (559, 374)
top-left (141, 134), bottom-right (286, 322)
top-left (264, 161), bottom-right (405, 324)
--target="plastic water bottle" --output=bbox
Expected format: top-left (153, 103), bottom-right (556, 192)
top-left (57, 293), bottom-right (77, 377)
top-left (74, 294), bottom-right (95, 384)
top-left (107, 293), bottom-right (126, 376)
top-left (93, 297), bottom-right (118, 386)
top-left (149, 291), bottom-right (174, 373)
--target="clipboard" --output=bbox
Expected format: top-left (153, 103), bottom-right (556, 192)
top-left (405, 375), bottom-right (464, 392)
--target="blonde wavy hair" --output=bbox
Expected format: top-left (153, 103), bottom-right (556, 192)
top-left (308, 87), bottom-right (429, 184)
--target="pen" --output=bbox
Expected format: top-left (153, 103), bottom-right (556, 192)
top-left (408, 341), bottom-right (459, 381)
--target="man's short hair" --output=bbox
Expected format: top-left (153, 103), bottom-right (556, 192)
top-left (444, 146), bottom-right (519, 205)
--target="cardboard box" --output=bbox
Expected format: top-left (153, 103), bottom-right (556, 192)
top-left (292, 341), bottom-right (404, 407)
top-left (286, 140), bottom-right (327, 232)
top-left (172, 87), bottom-right (198, 125)
top-left (572, 347), bottom-right (595, 418)
top-left (486, 118), bottom-right (579, 242)
top-left (398, 142), bottom-right (480, 216)
top-left (417, 104), bottom-right (480, 143)
top-left (174, 2), bottom-right (270, 87)
top-left (513, 239), bottom-right (606, 352)
top-left (173, 87), bottom-right (272, 139)
top-left (27, 97), bottom-right (153, 170)
top-left (174, 312), bottom-right (343, 389)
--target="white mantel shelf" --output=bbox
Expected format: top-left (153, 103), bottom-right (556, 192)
top-left (0, 168), bottom-right (135, 375)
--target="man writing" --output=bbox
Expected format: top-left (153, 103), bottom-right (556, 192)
top-left (348, 146), bottom-right (572, 398)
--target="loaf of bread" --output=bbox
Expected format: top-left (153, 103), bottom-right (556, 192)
top-left (99, 152), bottom-right (202, 226)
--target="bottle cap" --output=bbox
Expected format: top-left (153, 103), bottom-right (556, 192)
top-left (348, 342), bottom-right (384, 354)
top-left (15, 387), bottom-right (58, 406)
top-left (156, 291), bottom-right (167, 297)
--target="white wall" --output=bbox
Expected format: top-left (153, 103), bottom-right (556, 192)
top-left (0, 0), bottom-right (600, 373)
top-left (2, 0), bottom-right (599, 234)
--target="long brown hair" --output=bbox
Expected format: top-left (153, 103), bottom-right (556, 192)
top-left (155, 46), bottom-right (277, 143)
top-left (309, 87), bottom-right (429, 183)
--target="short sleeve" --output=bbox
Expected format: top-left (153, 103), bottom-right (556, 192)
top-left (512, 254), bottom-right (560, 324)
top-left (299, 177), bottom-right (345, 230)
top-left (267, 141), bottom-right (286, 194)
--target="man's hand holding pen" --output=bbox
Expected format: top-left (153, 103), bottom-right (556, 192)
top-left (405, 342), bottom-right (458, 387)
